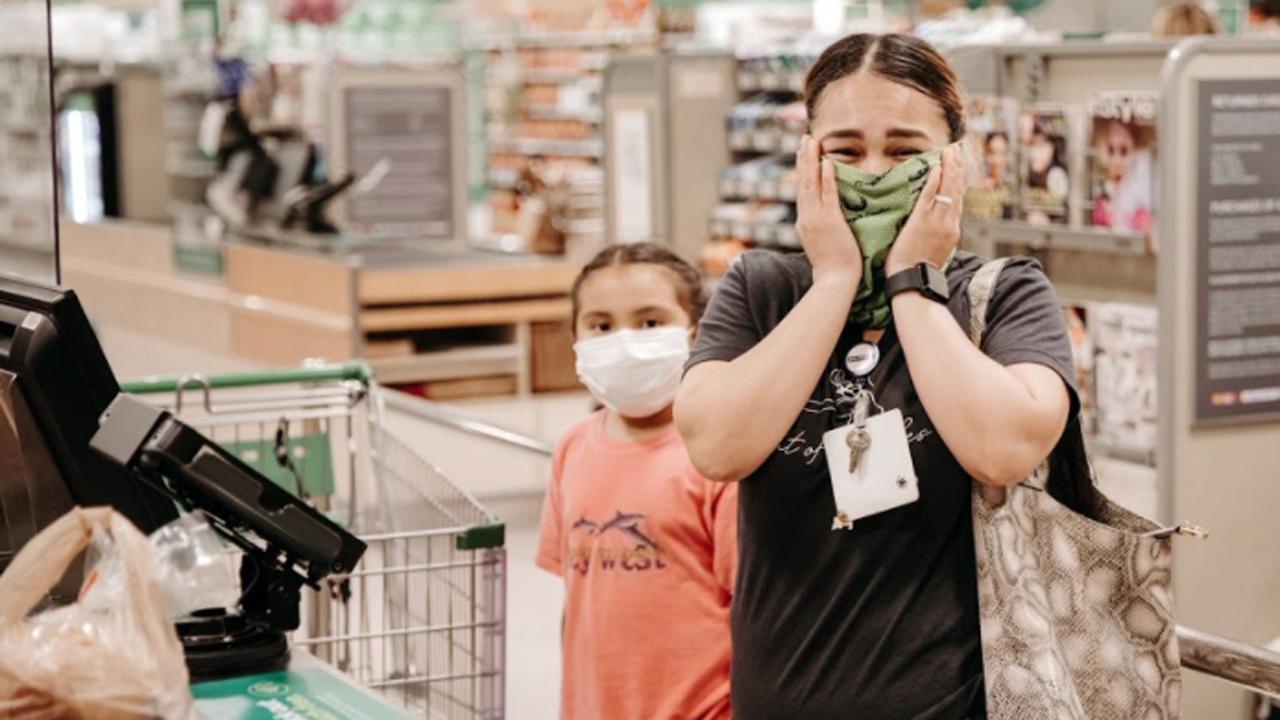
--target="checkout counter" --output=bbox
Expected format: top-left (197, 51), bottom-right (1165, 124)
top-left (60, 220), bottom-right (583, 396)
top-left (0, 274), bottom-right (486, 717)
top-left (193, 653), bottom-right (413, 720)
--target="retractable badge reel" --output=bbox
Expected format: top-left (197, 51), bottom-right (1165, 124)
top-left (823, 342), bottom-right (919, 531)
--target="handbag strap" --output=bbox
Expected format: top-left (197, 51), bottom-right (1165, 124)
top-left (966, 257), bottom-right (1012, 347)
top-left (964, 257), bottom-right (1050, 492)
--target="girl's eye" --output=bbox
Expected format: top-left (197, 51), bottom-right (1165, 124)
top-left (640, 318), bottom-right (664, 329)
top-left (828, 148), bottom-right (859, 159)
top-left (591, 321), bottom-right (611, 332)
top-left (892, 147), bottom-right (923, 157)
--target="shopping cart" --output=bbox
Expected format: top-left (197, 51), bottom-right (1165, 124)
top-left (121, 362), bottom-right (506, 720)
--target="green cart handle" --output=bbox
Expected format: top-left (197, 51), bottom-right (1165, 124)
top-left (121, 361), bottom-right (375, 395)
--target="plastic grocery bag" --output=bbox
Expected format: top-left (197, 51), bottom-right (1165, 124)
top-left (99, 511), bottom-right (238, 621)
top-left (0, 506), bottom-right (197, 720)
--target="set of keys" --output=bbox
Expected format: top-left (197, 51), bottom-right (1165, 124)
top-left (829, 339), bottom-right (896, 532)
top-left (846, 422), bottom-right (871, 474)
top-left (831, 384), bottom-right (875, 531)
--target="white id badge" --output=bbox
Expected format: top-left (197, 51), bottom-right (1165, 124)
top-left (823, 408), bottom-right (920, 530)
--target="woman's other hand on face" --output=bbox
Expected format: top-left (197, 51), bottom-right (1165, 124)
top-left (795, 135), bottom-right (863, 288)
top-left (886, 144), bottom-right (965, 276)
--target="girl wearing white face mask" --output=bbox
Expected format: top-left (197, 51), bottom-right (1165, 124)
top-left (536, 242), bottom-right (737, 720)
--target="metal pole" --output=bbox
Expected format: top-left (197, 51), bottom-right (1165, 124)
top-left (383, 390), bottom-right (556, 458)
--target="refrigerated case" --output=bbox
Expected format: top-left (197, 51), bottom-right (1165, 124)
top-left (57, 83), bottom-right (118, 223)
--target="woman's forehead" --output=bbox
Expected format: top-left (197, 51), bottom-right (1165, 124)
top-left (810, 73), bottom-right (949, 140)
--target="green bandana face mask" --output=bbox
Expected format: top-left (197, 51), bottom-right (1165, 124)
top-left (830, 146), bottom-right (950, 329)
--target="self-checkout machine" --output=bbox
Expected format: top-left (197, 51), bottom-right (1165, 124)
top-left (1159, 37), bottom-right (1280, 717)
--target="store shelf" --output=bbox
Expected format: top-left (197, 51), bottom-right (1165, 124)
top-left (368, 344), bottom-right (524, 385)
top-left (989, 40), bottom-right (1178, 61)
top-left (564, 218), bottom-right (605, 235)
top-left (163, 84), bottom-right (217, 100)
top-left (961, 220), bottom-right (1147, 256)
top-left (719, 177), bottom-right (798, 203)
top-left (1087, 436), bottom-right (1156, 469)
top-left (737, 70), bottom-right (805, 94)
top-left (522, 68), bottom-right (602, 84)
top-left (167, 159), bottom-right (217, 178)
top-left (524, 106), bottom-right (603, 123)
top-left (361, 297), bottom-right (571, 333)
top-left (0, 236), bottom-right (55, 254)
top-left (487, 168), bottom-right (519, 190)
top-left (728, 129), bottom-right (802, 155)
top-left (709, 218), bottom-right (799, 248)
top-left (473, 30), bottom-right (657, 50)
top-left (489, 137), bottom-right (603, 158)
top-left (568, 196), bottom-right (605, 211)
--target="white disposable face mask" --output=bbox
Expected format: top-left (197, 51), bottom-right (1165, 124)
top-left (573, 326), bottom-right (691, 419)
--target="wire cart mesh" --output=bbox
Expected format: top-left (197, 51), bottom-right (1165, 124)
top-left (121, 362), bottom-right (506, 720)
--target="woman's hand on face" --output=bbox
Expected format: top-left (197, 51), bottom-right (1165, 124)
top-left (795, 135), bottom-right (862, 287)
top-left (886, 144), bottom-right (965, 276)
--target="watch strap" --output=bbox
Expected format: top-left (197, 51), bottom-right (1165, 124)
top-left (885, 262), bottom-right (949, 303)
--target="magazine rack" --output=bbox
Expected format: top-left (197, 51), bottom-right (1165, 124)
top-left (955, 38), bottom-right (1280, 717)
top-left (948, 41), bottom-right (1178, 304)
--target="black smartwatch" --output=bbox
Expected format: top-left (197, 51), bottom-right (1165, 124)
top-left (885, 262), bottom-right (950, 304)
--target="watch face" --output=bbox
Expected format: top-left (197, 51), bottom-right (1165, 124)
top-left (925, 265), bottom-right (950, 300)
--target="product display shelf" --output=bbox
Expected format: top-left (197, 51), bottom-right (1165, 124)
top-left (736, 68), bottom-right (807, 95)
top-left (483, 32), bottom-right (653, 252)
top-left (220, 237), bottom-right (583, 396)
top-left (0, 52), bottom-right (55, 258)
top-left (524, 105), bottom-right (604, 123)
top-left (961, 220), bottom-right (1148, 257)
top-left (488, 137), bottom-right (604, 158)
top-left (472, 29), bottom-right (658, 51)
top-left (945, 42), bottom-right (1174, 478)
top-left (160, 50), bottom-right (220, 274)
top-left (704, 51), bottom-right (814, 275)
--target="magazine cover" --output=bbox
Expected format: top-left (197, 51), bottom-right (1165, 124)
top-left (1062, 303), bottom-right (1095, 436)
top-left (1088, 91), bottom-right (1158, 236)
top-left (1020, 105), bottom-right (1071, 225)
top-left (1092, 302), bottom-right (1158, 457)
top-left (963, 95), bottom-right (1020, 221)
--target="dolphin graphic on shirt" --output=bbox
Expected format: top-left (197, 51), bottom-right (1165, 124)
top-left (599, 512), bottom-right (658, 549)
top-left (572, 517), bottom-right (601, 534)
top-left (569, 511), bottom-right (658, 549)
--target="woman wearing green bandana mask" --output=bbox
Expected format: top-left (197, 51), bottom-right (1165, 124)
top-left (676, 33), bottom-right (1098, 720)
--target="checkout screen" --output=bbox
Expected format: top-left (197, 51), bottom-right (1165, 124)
top-left (0, 368), bottom-right (76, 577)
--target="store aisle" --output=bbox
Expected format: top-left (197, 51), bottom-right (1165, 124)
top-left (483, 492), bottom-right (566, 720)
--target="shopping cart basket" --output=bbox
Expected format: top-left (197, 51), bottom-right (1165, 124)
top-left (121, 362), bottom-right (506, 720)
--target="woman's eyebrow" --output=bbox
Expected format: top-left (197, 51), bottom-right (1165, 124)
top-left (886, 128), bottom-right (930, 139)
top-left (821, 129), bottom-right (863, 142)
top-left (819, 127), bottom-right (931, 142)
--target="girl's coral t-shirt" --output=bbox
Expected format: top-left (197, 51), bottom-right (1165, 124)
top-left (537, 411), bottom-right (737, 720)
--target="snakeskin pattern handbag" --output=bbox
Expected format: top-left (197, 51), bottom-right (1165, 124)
top-left (967, 259), bottom-right (1183, 720)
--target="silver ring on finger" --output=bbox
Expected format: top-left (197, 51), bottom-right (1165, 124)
top-left (933, 194), bottom-right (954, 208)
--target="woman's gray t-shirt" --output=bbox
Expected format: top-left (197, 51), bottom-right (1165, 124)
top-left (687, 250), bottom-right (1078, 720)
